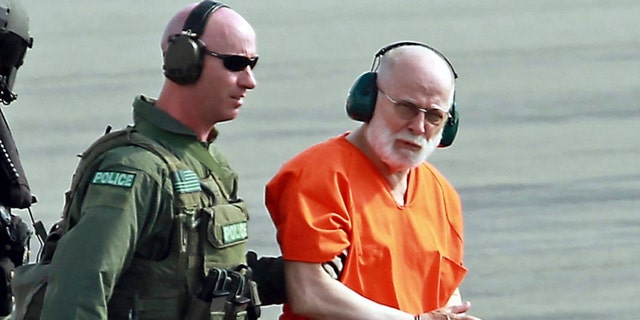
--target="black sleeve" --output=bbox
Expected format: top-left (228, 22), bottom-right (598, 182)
top-left (0, 109), bottom-right (32, 208)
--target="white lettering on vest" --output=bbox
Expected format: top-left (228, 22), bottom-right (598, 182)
top-left (222, 222), bottom-right (248, 244)
top-left (92, 171), bottom-right (136, 188)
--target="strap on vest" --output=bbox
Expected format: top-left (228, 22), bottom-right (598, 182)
top-left (135, 122), bottom-right (234, 200)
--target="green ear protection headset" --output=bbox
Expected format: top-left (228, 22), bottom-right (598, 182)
top-left (345, 41), bottom-right (460, 148)
top-left (162, 0), bottom-right (228, 85)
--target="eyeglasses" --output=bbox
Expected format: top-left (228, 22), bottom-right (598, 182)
top-left (204, 49), bottom-right (259, 72)
top-left (379, 90), bottom-right (450, 126)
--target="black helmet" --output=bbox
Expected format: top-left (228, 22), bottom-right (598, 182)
top-left (0, 0), bottom-right (33, 105)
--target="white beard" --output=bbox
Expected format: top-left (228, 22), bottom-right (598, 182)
top-left (365, 117), bottom-right (442, 171)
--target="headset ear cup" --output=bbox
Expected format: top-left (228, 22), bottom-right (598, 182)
top-left (346, 72), bottom-right (378, 122)
top-left (162, 35), bottom-right (204, 85)
top-left (438, 102), bottom-right (459, 148)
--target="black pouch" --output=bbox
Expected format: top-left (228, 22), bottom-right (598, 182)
top-left (186, 267), bottom-right (251, 320)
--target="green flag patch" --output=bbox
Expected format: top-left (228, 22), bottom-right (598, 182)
top-left (92, 171), bottom-right (136, 188)
top-left (173, 169), bottom-right (202, 193)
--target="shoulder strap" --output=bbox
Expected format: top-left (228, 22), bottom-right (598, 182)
top-left (135, 122), bottom-right (234, 199)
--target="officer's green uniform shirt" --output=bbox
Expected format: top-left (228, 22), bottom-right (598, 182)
top-left (41, 95), bottom-right (239, 319)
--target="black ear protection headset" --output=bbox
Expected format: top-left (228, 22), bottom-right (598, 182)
top-left (345, 41), bottom-right (460, 147)
top-left (162, 1), bottom-right (228, 85)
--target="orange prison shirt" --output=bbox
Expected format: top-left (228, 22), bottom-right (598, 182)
top-left (266, 133), bottom-right (468, 319)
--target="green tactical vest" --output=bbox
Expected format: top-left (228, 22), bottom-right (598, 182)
top-left (61, 126), bottom-right (249, 319)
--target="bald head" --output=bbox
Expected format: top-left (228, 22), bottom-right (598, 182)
top-left (377, 45), bottom-right (456, 110)
top-left (161, 3), bottom-right (255, 53)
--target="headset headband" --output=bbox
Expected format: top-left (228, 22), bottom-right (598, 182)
top-left (182, 1), bottom-right (227, 38)
top-left (371, 41), bottom-right (458, 79)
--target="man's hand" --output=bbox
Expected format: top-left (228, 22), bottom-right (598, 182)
top-left (418, 301), bottom-right (483, 320)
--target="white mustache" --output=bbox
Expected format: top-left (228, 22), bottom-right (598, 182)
top-left (397, 135), bottom-right (426, 146)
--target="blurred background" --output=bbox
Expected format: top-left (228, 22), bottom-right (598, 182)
top-left (4, 1), bottom-right (639, 319)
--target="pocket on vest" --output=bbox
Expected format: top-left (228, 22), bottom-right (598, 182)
top-left (206, 201), bottom-right (249, 249)
top-left (201, 201), bottom-right (249, 269)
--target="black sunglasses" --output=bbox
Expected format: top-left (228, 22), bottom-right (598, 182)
top-left (204, 49), bottom-right (258, 72)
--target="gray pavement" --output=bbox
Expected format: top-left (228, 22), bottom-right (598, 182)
top-left (4, 1), bottom-right (639, 319)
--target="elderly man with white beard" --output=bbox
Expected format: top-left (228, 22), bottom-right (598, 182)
top-left (265, 42), bottom-right (483, 320)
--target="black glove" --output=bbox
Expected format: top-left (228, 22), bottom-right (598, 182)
top-left (0, 207), bottom-right (31, 267)
top-left (0, 207), bottom-right (31, 316)
top-left (246, 251), bottom-right (286, 306)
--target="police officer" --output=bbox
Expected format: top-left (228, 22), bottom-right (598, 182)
top-left (40, 1), bottom-right (260, 319)
top-left (0, 0), bottom-right (34, 317)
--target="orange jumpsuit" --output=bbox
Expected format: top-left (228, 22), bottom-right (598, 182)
top-left (266, 134), bottom-right (467, 319)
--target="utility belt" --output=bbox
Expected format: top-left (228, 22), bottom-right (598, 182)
top-left (185, 265), bottom-right (261, 320)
